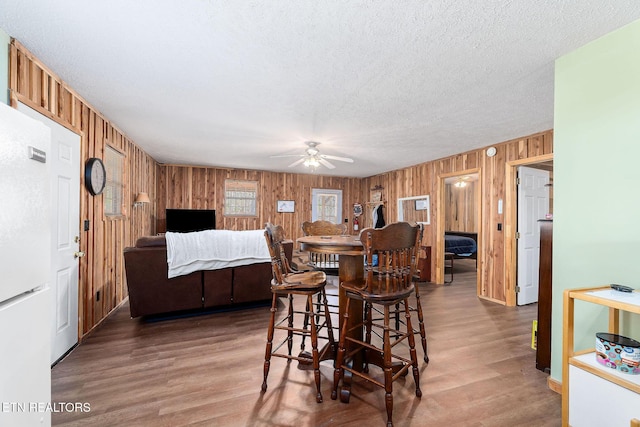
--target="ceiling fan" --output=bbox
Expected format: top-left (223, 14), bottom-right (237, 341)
top-left (270, 141), bottom-right (354, 170)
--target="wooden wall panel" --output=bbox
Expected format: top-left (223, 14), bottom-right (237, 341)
top-left (360, 130), bottom-right (553, 304)
top-left (157, 166), bottom-right (363, 243)
top-left (9, 40), bottom-right (157, 337)
top-left (445, 181), bottom-right (477, 232)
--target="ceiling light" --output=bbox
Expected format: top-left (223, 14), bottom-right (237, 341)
top-left (454, 180), bottom-right (467, 188)
top-left (304, 157), bottom-right (319, 168)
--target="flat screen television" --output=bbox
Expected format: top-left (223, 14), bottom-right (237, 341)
top-left (165, 209), bottom-right (216, 233)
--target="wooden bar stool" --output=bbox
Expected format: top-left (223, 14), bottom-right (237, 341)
top-left (332, 222), bottom-right (423, 427)
top-left (262, 223), bottom-right (336, 403)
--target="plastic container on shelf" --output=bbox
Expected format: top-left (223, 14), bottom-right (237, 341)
top-left (595, 332), bottom-right (640, 375)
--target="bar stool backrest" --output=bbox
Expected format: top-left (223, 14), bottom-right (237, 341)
top-left (361, 222), bottom-right (421, 296)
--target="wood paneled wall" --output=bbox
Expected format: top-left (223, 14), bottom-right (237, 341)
top-left (445, 181), bottom-right (477, 232)
top-left (361, 131), bottom-right (553, 303)
top-left (9, 40), bottom-right (157, 336)
top-left (157, 165), bottom-right (362, 243)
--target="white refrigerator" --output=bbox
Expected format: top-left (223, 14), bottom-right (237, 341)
top-left (0, 102), bottom-right (52, 426)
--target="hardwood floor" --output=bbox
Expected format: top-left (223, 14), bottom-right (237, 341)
top-left (51, 259), bottom-right (561, 426)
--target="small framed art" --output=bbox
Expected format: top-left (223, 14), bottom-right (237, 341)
top-left (277, 200), bottom-right (295, 213)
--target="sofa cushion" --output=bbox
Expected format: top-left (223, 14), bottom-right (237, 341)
top-left (124, 245), bottom-right (202, 317)
top-left (232, 262), bottom-right (273, 303)
top-left (203, 268), bottom-right (233, 307)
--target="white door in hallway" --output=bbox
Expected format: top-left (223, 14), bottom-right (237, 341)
top-left (516, 166), bottom-right (550, 306)
top-left (18, 103), bottom-right (81, 363)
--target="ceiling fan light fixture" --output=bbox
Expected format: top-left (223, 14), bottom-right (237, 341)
top-left (304, 157), bottom-right (320, 168)
top-left (271, 141), bottom-right (353, 171)
top-left (454, 180), bottom-right (467, 188)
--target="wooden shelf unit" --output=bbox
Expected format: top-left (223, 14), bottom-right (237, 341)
top-left (562, 286), bottom-right (640, 426)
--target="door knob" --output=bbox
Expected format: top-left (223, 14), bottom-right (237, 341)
top-left (74, 251), bottom-right (86, 258)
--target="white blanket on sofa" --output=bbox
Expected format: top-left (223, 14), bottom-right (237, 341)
top-left (165, 229), bottom-right (270, 279)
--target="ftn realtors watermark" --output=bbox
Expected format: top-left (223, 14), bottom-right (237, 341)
top-left (2, 402), bottom-right (91, 413)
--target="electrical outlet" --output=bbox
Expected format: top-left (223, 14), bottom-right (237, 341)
top-left (96, 290), bottom-right (100, 301)
top-left (84, 220), bottom-right (90, 231)
top-left (497, 223), bottom-right (502, 231)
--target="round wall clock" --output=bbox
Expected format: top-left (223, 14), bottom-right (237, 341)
top-left (85, 157), bottom-right (106, 196)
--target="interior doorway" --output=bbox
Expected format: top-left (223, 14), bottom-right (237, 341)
top-left (436, 169), bottom-right (481, 291)
top-left (504, 154), bottom-right (554, 306)
top-left (516, 165), bottom-right (552, 305)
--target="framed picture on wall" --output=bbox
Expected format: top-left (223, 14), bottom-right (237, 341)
top-left (277, 200), bottom-right (295, 213)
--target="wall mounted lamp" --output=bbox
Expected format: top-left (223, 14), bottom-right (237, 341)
top-left (133, 192), bottom-right (150, 208)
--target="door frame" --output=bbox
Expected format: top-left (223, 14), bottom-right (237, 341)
top-left (436, 167), bottom-right (481, 291)
top-left (505, 153), bottom-right (553, 306)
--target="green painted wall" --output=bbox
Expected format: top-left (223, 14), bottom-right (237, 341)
top-left (551, 19), bottom-right (640, 381)
top-left (0, 27), bottom-right (9, 105)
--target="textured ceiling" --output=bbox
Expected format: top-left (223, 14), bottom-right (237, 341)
top-left (1, 1), bottom-right (640, 177)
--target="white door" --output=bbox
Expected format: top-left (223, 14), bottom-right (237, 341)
top-left (311, 188), bottom-right (343, 224)
top-left (18, 103), bottom-right (81, 363)
top-left (516, 166), bottom-right (550, 305)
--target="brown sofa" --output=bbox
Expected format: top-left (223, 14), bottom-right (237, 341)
top-left (123, 235), bottom-right (292, 318)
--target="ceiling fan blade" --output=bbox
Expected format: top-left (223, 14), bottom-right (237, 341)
top-left (320, 154), bottom-right (354, 163)
top-left (319, 158), bottom-right (336, 169)
top-left (288, 158), bottom-right (306, 168)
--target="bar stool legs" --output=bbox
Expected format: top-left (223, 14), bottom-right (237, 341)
top-left (261, 289), bottom-right (333, 403)
top-left (413, 285), bottom-right (429, 363)
top-left (332, 297), bottom-right (422, 427)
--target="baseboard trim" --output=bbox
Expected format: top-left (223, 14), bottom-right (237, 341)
top-left (547, 376), bottom-right (562, 394)
top-left (477, 295), bottom-right (506, 305)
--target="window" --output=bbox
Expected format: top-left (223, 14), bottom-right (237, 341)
top-left (104, 145), bottom-right (124, 216)
top-left (311, 188), bottom-right (342, 223)
top-left (224, 179), bottom-right (258, 216)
